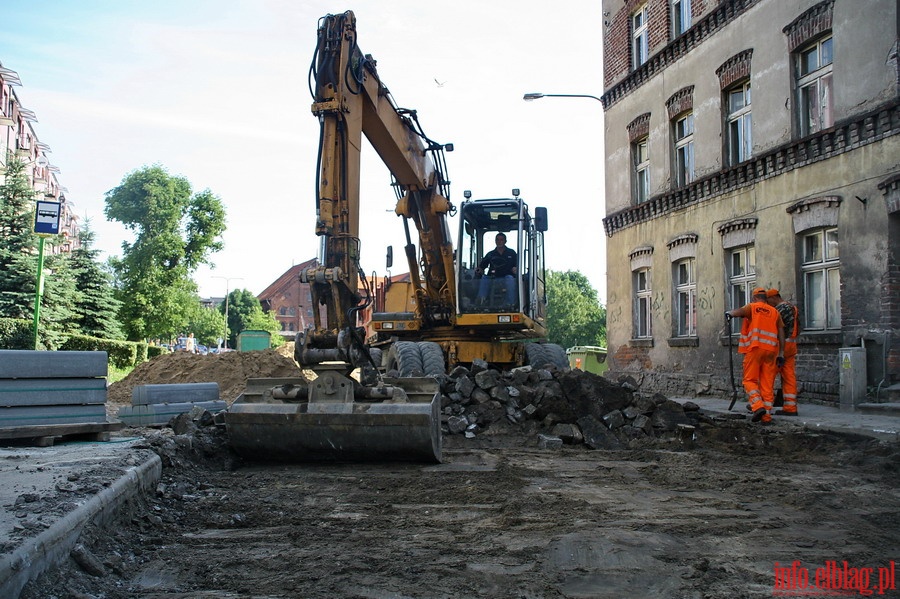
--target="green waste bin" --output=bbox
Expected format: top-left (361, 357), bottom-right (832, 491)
top-left (237, 330), bottom-right (271, 352)
top-left (566, 346), bottom-right (608, 376)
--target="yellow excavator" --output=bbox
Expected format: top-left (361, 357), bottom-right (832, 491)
top-left (226, 11), bottom-right (566, 463)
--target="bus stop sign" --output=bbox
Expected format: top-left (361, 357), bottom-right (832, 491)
top-left (34, 200), bottom-right (61, 236)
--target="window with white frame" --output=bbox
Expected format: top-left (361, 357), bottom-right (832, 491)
top-left (802, 227), bottom-right (840, 330)
top-left (633, 137), bottom-right (650, 203)
top-left (674, 258), bottom-right (696, 337)
top-left (726, 81), bottom-right (752, 165)
top-left (634, 268), bottom-right (652, 338)
top-left (797, 35), bottom-right (833, 137)
top-left (674, 112), bottom-right (694, 187)
top-left (727, 245), bottom-right (755, 334)
top-left (672, 0), bottom-right (692, 37)
top-left (632, 5), bottom-right (649, 69)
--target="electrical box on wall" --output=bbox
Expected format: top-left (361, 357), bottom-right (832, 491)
top-left (838, 347), bottom-right (867, 411)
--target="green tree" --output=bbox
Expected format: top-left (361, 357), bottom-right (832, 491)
top-left (546, 270), bottom-right (606, 349)
top-left (0, 155), bottom-right (38, 319)
top-left (40, 249), bottom-right (79, 344)
top-left (221, 288), bottom-right (262, 348)
top-left (68, 224), bottom-right (124, 339)
top-left (105, 165), bottom-right (226, 340)
top-left (186, 303), bottom-right (226, 348)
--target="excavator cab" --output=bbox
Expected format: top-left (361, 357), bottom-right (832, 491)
top-left (456, 193), bottom-right (549, 325)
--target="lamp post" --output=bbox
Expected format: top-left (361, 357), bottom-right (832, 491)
top-left (523, 92), bottom-right (603, 104)
top-left (212, 276), bottom-right (243, 350)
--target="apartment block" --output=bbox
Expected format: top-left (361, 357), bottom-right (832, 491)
top-left (0, 61), bottom-right (79, 253)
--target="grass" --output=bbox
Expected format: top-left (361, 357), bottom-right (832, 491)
top-left (108, 363), bottom-right (135, 385)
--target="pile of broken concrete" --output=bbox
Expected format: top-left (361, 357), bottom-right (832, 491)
top-left (434, 360), bottom-right (702, 449)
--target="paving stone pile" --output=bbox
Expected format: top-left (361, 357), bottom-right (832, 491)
top-left (433, 360), bottom-right (703, 448)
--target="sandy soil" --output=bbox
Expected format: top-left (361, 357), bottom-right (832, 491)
top-left (18, 351), bottom-right (900, 599)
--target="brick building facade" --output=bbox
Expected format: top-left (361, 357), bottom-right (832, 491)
top-left (601, 0), bottom-right (899, 405)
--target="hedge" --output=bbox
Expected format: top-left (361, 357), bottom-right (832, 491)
top-left (59, 334), bottom-right (150, 369)
top-left (2, 319), bottom-right (160, 368)
top-left (0, 318), bottom-right (52, 350)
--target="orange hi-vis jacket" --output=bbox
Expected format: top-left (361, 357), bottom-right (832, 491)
top-left (775, 302), bottom-right (799, 358)
top-left (738, 302), bottom-right (781, 355)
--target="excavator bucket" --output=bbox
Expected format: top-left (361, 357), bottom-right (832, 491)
top-left (225, 368), bottom-right (441, 463)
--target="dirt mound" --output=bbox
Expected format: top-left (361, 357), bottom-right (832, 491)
top-left (108, 348), bottom-right (304, 407)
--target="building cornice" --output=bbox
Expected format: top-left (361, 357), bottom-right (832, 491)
top-left (602, 0), bottom-right (763, 111)
top-left (603, 99), bottom-right (900, 237)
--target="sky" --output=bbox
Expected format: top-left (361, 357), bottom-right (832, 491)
top-left (1, 0), bottom-right (607, 303)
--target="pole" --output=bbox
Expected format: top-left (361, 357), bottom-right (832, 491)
top-left (32, 237), bottom-right (45, 349)
top-left (523, 92), bottom-right (603, 104)
top-left (726, 312), bottom-right (739, 411)
top-left (213, 275), bottom-right (243, 350)
top-left (223, 289), bottom-right (230, 349)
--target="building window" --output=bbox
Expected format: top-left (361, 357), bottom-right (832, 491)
top-left (727, 245), bottom-right (756, 333)
top-left (797, 35), bottom-right (833, 137)
top-left (632, 5), bottom-right (649, 69)
top-left (633, 137), bottom-right (650, 203)
top-left (726, 81), bottom-right (752, 165)
top-left (674, 258), bottom-right (696, 337)
top-left (634, 268), bottom-right (652, 338)
top-left (802, 227), bottom-right (840, 330)
top-left (672, 0), bottom-right (692, 37)
top-left (673, 113), bottom-right (694, 187)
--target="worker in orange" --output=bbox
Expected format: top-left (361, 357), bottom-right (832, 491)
top-left (767, 288), bottom-right (799, 415)
top-left (726, 287), bottom-right (785, 423)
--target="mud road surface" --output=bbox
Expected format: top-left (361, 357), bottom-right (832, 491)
top-left (19, 418), bottom-right (899, 599)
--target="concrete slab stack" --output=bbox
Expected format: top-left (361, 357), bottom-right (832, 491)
top-left (117, 382), bottom-right (225, 426)
top-left (0, 350), bottom-right (120, 444)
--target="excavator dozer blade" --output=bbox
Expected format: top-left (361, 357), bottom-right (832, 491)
top-left (225, 376), bottom-right (442, 463)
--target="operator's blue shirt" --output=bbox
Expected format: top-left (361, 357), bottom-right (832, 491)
top-left (479, 248), bottom-right (517, 278)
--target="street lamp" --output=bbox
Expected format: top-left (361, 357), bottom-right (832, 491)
top-left (212, 276), bottom-right (243, 350)
top-left (523, 92), bottom-right (603, 104)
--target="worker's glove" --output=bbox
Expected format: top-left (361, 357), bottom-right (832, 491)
top-left (776, 356), bottom-right (785, 368)
top-left (724, 311), bottom-right (733, 321)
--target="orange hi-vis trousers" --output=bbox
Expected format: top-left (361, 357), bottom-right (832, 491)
top-left (742, 348), bottom-right (778, 422)
top-left (775, 353), bottom-right (798, 413)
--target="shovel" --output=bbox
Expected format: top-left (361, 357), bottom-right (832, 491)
top-left (726, 312), bottom-right (739, 410)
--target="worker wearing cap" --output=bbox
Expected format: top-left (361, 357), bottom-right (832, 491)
top-left (767, 289), bottom-right (800, 416)
top-left (726, 287), bottom-right (785, 423)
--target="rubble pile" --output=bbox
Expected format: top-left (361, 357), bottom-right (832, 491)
top-left (115, 348), bottom-right (706, 454)
top-left (434, 359), bottom-right (703, 448)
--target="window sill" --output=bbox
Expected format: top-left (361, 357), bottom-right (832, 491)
top-left (668, 337), bottom-right (699, 347)
top-left (629, 338), bottom-right (654, 348)
top-left (797, 332), bottom-right (842, 345)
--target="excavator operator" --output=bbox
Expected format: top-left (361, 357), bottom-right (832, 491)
top-left (475, 232), bottom-right (517, 306)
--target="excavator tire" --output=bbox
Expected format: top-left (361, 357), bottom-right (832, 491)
top-left (543, 343), bottom-right (569, 368)
top-left (387, 341), bottom-right (425, 377)
top-left (524, 343), bottom-right (548, 367)
top-left (418, 342), bottom-right (446, 376)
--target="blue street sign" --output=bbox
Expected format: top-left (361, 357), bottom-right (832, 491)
top-left (34, 200), bottom-right (61, 236)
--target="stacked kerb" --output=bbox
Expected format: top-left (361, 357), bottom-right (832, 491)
top-left (118, 383), bottom-right (225, 426)
top-left (0, 350), bottom-right (117, 444)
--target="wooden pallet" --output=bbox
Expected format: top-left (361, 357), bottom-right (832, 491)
top-left (0, 421), bottom-right (124, 447)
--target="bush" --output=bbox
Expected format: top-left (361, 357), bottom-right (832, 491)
top-left (60, 334), bottom-right (143, 369)
top-left (1, 322), bottom-right (154, 369)
top-left (0, 318), bottom-right (52, 350)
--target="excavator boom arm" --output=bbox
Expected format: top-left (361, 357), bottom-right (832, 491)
top-left (306, 11), bottom-right (456, 358)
